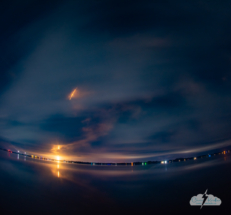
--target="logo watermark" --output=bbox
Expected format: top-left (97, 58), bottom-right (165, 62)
top-left (189, 189), bottom-right (221, 209)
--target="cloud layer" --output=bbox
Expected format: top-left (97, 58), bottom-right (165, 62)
top-left (1, 0), bottom-right (231, 161)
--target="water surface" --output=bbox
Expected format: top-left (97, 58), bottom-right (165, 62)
top-left (0, 150), bottom-right (230, 214)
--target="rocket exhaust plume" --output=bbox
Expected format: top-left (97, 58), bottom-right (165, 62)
top-left (68, 88), bottom-right (77, 100)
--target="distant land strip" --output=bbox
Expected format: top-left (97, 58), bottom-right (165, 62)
top-left (0, 147), bottom-right (230, 166)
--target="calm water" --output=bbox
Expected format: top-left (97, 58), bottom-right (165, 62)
top-left (0, 150), bottom-right (230, 214)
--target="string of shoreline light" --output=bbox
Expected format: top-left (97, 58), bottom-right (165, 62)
top-left (0, 147), bottom-right (230, 166)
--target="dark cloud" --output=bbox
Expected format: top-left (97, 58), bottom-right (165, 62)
top-left (0, 0), bottom-right (63, 94)
top-left (40, 114), bottom-right (85, 143)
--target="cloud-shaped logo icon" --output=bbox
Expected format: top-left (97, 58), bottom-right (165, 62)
top-left (190, 190), bottom-right (221, 208)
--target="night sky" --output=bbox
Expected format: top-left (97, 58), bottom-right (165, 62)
top-left (1, 0), bottom-right (231, 162)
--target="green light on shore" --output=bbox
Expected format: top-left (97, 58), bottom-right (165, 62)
top-left (145, 162), bottom-right (147, 165)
